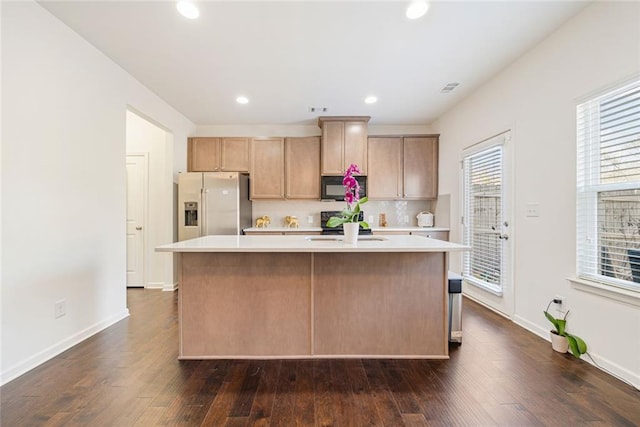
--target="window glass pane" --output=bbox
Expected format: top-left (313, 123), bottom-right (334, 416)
top-left (464, 146), bottom-right (502, 288)
top-left (600, 87), bottom-right (640, 184)
top-left (577, 79), bottom-right (640, 290)
top-left (598, 189), bottom-right (640, 283)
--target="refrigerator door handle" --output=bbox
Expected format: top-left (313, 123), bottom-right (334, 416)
top-left (201, 188), bottom-right (207, 237)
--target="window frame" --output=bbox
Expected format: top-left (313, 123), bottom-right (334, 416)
top-left (575, 78), bottom-right (640, 298)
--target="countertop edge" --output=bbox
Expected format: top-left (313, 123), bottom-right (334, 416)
top-left (243, 226), bottom-right (450, 232)
top-left (156, 235), bottom-right (469, 253)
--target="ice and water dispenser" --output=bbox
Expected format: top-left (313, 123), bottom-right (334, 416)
top-left (184, 202), bottom-right (198, 227)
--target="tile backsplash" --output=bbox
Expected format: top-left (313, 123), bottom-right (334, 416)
top-left (252, 199), bottom-right (439, 228)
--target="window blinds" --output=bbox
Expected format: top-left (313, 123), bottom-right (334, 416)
top-left (463, 146), bottom-right (504, 292)
top-left (577, 80), bottom-right (640, 289)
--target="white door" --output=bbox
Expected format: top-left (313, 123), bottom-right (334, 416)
top-left (461, 131), bottom-right (514, 316)
top-left (126, 154), bottom-right (147, 287)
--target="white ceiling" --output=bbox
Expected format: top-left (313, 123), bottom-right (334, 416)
top-left (39, 1), bottom-right (589, 126)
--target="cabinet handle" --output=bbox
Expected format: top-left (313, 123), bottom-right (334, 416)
top-left (136, 226), bottom-right (142, 231)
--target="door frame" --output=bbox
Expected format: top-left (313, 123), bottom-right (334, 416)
top-left (126, 152), bottom-right (149, 288)
top-left (460, 130), bottom-right (515, 318)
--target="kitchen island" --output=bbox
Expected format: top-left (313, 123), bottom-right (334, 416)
top-left (156, 235), bottom-right (468, 359)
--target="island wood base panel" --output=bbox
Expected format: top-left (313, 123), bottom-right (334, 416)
top-left (178, 252), bottom-right (448, 359)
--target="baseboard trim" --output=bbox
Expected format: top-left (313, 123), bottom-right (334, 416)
top-left (0, 309), bottom-right (130, 386)
top-left (512, 314), bottom-right (550, 341)
top-left (512, 315), bottom-right (640, 390)
top-left (163, 282), bottom-right (178, 292)
top-left (462, 293), bottom-right (511, 319)
top-left (146, 281), bottom-right (165, 290)
top-left (586, 351), bottom-right (640, 390)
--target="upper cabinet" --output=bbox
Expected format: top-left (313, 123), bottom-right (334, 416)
top-left (368, 135), bottom-right (439, 200)
top-left (250, 136), bottom-right (321, 200)
top-left (318, 116), bottom-right (370, 175)
top-left (368, 137), bottom-right (403, 199)
top-left (404, 136), bottom-right (438, 199)
top-left (188, 137), bottom-right (250, 172)
top-left (250, 137), bottom-right (285, 199)
top-left (188, 137), bottom-right (219, 171)
top-left (285, 137), bottom-right (321, 199)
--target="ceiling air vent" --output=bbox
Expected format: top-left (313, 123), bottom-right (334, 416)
top-left (308, 106), bottom-right (328, 113)
top-left (441, 82), bottom-right (460, 93)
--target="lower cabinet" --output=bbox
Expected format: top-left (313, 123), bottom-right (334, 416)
top-left (244, 231), bottom-right (285, 235)
top-left (244, 230), bottom-right (322, 236)
top-left (372, 230), bottom-right (450, 241)
top-left (411, 231), bottom-right (449, 241)
top-left (284, 231), bottom-right (322, 235)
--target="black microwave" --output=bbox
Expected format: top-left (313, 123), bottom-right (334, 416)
top-left (321, 175), bottom-right (367, 201)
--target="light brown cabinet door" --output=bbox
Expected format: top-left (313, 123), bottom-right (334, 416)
top-left (367, 137), bottom-right (403, 200)
top-left (286, 137), bottom-right (320, 199)
top-left (373, 231), bottom-right (411, 235)
top-left (403, 137), bottom-right (438, 199)
top-left (243, 231), bottom-right (285, 235)
top-left (320, 118), bottom-right (370, 175)
top-left (250, 138), bottom-right (285, 199)
top-left (411, 230), bottom-right (449, 241)
top-left (344, 121), bottom-right (368, 174)
top-left (188, 137), bottom-right (220, 171)
top-left (221, 138), bottom-right (250, 172)
top-left (321, 121), bottom-right (344, 175)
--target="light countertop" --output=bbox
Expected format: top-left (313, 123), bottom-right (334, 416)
top-left (156, 235), bottom-right (468, 253)
top-left (243, 226), bottom-right (449, 233)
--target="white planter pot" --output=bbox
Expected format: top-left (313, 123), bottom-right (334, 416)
top-left (343, 223), bottom-right (359, 244)
top-left (550, 331), bottom-right (568, 353)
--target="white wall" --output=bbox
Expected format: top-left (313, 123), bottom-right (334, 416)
top-left (1, 1), bottom-right (195, 384)
top-left (433, 1), bottom-right (640, 387)
top-left (193, 124), bottom-right (434, 140)
top-left (126, 111), bottom-right (175, 290)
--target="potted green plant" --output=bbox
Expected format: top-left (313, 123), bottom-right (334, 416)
top-left (326, 164), bottom-right (369, 244)
top-left (543, 300), bottom-right (588, 358)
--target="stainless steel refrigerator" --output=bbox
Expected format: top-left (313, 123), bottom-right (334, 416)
top-left (178, 172), bottom-right (252, 241)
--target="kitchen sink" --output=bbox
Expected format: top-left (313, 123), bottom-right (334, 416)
top-left (305, 236), bottom-right (388, 242)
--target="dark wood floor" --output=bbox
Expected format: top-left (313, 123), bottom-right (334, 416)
top-left (2, 289), bottom-right (639, 426)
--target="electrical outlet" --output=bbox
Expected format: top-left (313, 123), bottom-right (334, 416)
top-left (403, 215), bottom-right (409, 223)
top-left (368, 215), bottom-right (374, 224)
top-left (307, 215), bottom-right (313, 224)
top-left (553, 295), bottom-right (566, 314)
top-left (526, 203), bottom-right (540, 217)
top-left (54, 299), bottom-right (66, 319)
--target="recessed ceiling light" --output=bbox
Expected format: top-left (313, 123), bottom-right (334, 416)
top-left (364, 96), bottom-right (378, 104)
top-left (176, 1), bottom-right (199, 20)
top-left (236, 96), bottom-right (249, 104)
top-left (406, 1), bottom-right (430, 20)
